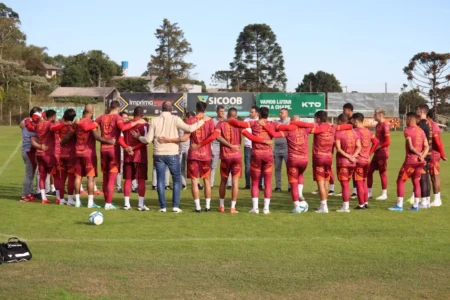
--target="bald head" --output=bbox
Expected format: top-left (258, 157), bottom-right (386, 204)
top-left (291, 115), bottom-right (300, 122)
top-left (85, 104), bottom-right (94, 113)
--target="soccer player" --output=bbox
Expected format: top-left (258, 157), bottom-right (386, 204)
top-left (210, 105), bottom-right (230, 189)
top-left (416, 104), bottom-right (432, 208)
top-left (95, 100), bottom-right (146, 209)
top-left (273, 108), bottom-right (290, 192)
top-left (195, 107), bottom-right (268, 213)
top-left (427, 111), bottom-right (446, 207)
top-left (352, 113), bottom-right (379, 209)
top-left (342, 103), bottom-right (359, 198)
top-left (116, 111), bottom-right (129, 193)
top-left (368, 108), bottom-right (391, 200)
top-left (118, 107), bottom-right (149, 211)
top-left (335, 114), bottom-right (361, 213)
top-left (229, 106), bottom-right (277, 214)
top-left (389, 112), bottom-right (428, 211)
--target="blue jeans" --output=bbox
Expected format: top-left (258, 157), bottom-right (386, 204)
top-left (244, 147), bottom-right (263, 187)
top-left (154, 155), bottom-right (181, 209)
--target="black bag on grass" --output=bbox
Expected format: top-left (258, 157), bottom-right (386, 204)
top-left (0, 237), bottom-right (32, 264)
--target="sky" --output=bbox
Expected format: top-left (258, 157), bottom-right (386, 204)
top-left (8, 0), bottom-right (450, 93)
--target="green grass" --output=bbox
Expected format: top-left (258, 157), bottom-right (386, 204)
top-left (0, 127), bottom-right (450, 299)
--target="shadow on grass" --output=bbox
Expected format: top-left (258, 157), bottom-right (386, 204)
top-left (74, 221), bottom-right (91, 226)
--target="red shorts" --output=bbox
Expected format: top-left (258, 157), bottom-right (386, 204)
top-left (355, 162), bottom-right (369, 181)
top-left (337, 166), bottom-right (355, 181)
top-left (287, 159), bottom-right (308, 183)
top-left (370, 155), bottom-right (388, 173)
top-left (57, 156), bottom-right (77, 175)
top-left (187, 160), bottom-right (211, 179)
top-left (123, 162), bottom-right (148, 180)
top-left (75, 156), bottom-right (97, 177)
top-left (101, 149), bottom-right (120, 174)
top-left (397, 162), bottom-right (425, 181)
top-left (313, 158), bottom-right (333, 181)
top-left (430, 159), bottom-right (440, 176)
top-left (220, 157), bottom-right (242, 178)
top-left (250, 155), bottom-right (273, 180)
top-left (37, 155), bottom-right (56, 175)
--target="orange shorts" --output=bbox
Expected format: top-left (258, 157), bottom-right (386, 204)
top-left (337, 166), bottom-right (355, 181)
top-left (75, 156), bottom-right (97, 177)
top-left (187, 160), bottom-right (211, 179)
top-left (354, 162), bottom-right (369, 181)
top-left (37, 155), bottom-right (56, 175)
top-left (287, 160), bottom-right (308, 183)
top-left (430, 160), bottom-right (440, 176)
top-left (220, 157), bottom-right (242, 178)
top-left (370, 156), bottom-right (388, 173)
top-left (313, 158), bottom-right (333, 181)
top-left (250, 155), bottom-right (273, 180)
top-left (397, 162), bottom-right (425, 181)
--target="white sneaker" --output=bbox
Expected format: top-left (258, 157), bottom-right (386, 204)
top-left (159, 208), bottom-right (167, 213)
top-left (315, 207), bottom-right (329, 214)
top-left (300, 196), bottom-right (305, 201)
top-left (419, 202), bottom-right (430, 209)
top-left (138, 205), bottom-right (150, 211)
top-left (335, 192), bottom-right (342, 197)
top-left (263, 208), bottom-right (270, 215)
top-left (430, 200), bottom-right (442, 207)
top-left (172, 207), bottom-right (182, 213)
top-left (336, 208), bottom-right (350, 213)
top-left (75, 200), bottom-right (82, 208)
top-left (59, 199), bottom-right (67, 206)
top-left (368, 194), bottom-right (373, 199)
top-left (123, 205), bottom-right (132, 211)
top-left (67, 200), bottom-right (76, 206)
top-left (249, 208), bottom-right (260, 214)
top-left (376, 195), bottom-right (388, 201)
top-left (105, 204), bottom-right (119, 210)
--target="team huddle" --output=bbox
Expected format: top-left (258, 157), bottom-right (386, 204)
top-left (19, 100), bottom-right (446, 214)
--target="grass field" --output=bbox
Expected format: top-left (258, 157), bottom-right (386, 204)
top-left (0, 126), bottom-right (450, 299)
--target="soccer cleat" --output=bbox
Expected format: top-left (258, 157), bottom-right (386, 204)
top-left (388, 205), bottom-right (403, 211)
top-left (152, 186), bottom-right (156, 190)
top-left (368, 194), bottom-right (373, 199)
top-left (20, 196), bottom-right (35, 203)
top-left (263, 208), bottom-right (270, 215)
top-left (41, 199), bottom-right (51, 204)
top-left (117, 188), bottom-right (123, 193)
top-left (419, 202), bottom-right (430, 209)
top-left (430, 200), bottom-right (442, 207)
top-left (311, 190), bottom-right (318, 195)
top-left (137, 205), bottom-right (150, 211)
top-left (67, 200), bottom-right (76, 206)
top-left (105, 204), bottom-right (118, 210)
top-left (299, 196), bottom-right (306, 201)
top-left (80, 190), bottom-right (88, 196)
top-left (75, 200), bottom-right (82, 208)
top-left (94, 190), bottom-right (104, 196)
top-left (88, 203), bottom-right (102, 209)
top-left (182, 185), bottom-right (187, 190)
top-left (132, 188), bottom-right (138, 193)
top-left (47, 191), bottom-right (56, 197)
top-left (244, 185), bottom-right (250, 190)
top-left (227, 186), bottom-right (232, 190)
top-left (34, 193), bottom-right (42, 200)
top-left (159, 208), bottom-right (167, 213)
top-left (364, 203), bottom-right (369, 209)
top-left (328, 190), bottom-right (335, 196)
top-left (193, 209), bottom-right (202, 213)
top-left (259, 185), bottom-right (264, 191)
top-left (172, 207), bottom-right (182, 213)
top-left (351, 193), bottom-right (357, 199)
top-left (409, 206), bottom-right (419, 211)
top-left (205, 208), bottom-right (211, 212)
top-left (249, 208), bottom-right (260, 214)
top-left (165, 186), bottom-right (172, 190)
top-left (218, 206), bottom-right (225, 213)
top-left (288, 188), bottom-right (291, 193)
top-left (376, 195), bottom-right (388, 201)
top-left (291, 207), bottom-right (302, 214)
top-left (57, 199), bottom-right (67, 205)
top-left (274, 188), bottom-right (282, 192)
top-left (335, 192), bottom-right (342, 197)
top-left (230, 208), bottom-right (239, 214)
top-left (336, 208), bottom-right (350, 213)
top-left (354, 205), bottom-right (366, 210)
top-left (198, 184), bottom-right (204, 190)
top-left (123, 205), bottom-right (132, 211)
top-left (315, 207), bottom-right (329, 214)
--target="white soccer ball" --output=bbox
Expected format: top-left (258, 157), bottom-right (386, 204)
top-left (299, 201), bottom-right (309, 213)
top-left (89, 211), bottom-right (104, 225)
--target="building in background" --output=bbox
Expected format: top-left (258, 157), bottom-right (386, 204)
top-left (43, 63), bottom-right (61, 79)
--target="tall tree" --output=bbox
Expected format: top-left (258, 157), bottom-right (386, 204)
top-left (399, 85), bottom-right (427, 115)
top-left (148, 19), bottom-right (194, 92)
top-left (295, 71), bottom-right (343, 93)
top-left (0, 3), bottom-right (25, 60)
top-left (112, 78), bottom-right (150, 93)
top-left (210, 70), bottom-right (235, 90)
top-left (230, 24), bottom-right (286, 92)
top-left (403, 52), bottom-right (450, 117)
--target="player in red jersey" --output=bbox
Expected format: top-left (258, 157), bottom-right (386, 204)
top-left (334, 114), bottom-right (361, 213)
top-left (95, 100), bottom-right (146, 210)
top-left (229, 106), bottom-right (278, 214)
top-left (389, 112), bottom-right (429, 211)
top-left (352, 113), bottom-right (379, 210)
top-left (118, 107), bottom-right (149, 211)
top-left (368, 108), bottom-right (391, 200)
top-left (427, 111), bottom-right (446, 207)
top-left (52, 109), bottom-right (77, 206)
top-left (195, 107), bottom-right (268, 213)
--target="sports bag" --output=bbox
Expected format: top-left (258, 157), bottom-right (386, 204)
top-left (0, 237), bottom-right (32, 264)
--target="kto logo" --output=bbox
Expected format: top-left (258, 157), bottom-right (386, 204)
top-left (302, 102), bottom-right (322, 108)
top-left (197, 95), bottom-right (243, 105)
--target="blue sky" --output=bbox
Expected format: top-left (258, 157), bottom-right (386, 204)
top-left (9, 0), bottom-right (450, 92)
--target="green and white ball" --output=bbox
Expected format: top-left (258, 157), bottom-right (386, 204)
top-left (299, 201), bottom-right (309, 213)
top-left (89, 211), bottom-right (104, 225)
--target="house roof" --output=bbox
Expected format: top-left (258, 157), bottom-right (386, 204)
top-left (43, 63), bottom-right (61, 70)
top-left (49, 87), bottom-right (117, 98)
top-left (112, 75), bottom-right (157, 81)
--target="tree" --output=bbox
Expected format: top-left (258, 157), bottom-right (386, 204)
top-left (25, 57), bottom-right (46, 76)
top-left (210, 70), bottom-right (235, 90)
top-left (230, 24), bottom-right (286, 92)
top-left (188, 79), bottom-right (207, 92)
top-left (148, 19), bottom-right (194, 92)
top-left (0, 3), bottom-right (25, 60)
top-left (399, 86), bottom-right (427, 115)
top-left (112, 78), bottom-right (150, 93)
top-left (295, 71), bottom-right (343, 93)
top-left (403, 52), bottom-right (450, 117)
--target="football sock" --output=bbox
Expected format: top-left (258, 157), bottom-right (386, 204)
top-left (414, 198), bottom-right (420, 208)
top-left (397, 197), bottom-right (403, 207)
top-left (138, 197), bottom-right (144, 207)
top-left (352, 187), bottom-right (357, 194)
top-left (263, 198), bottom-right (270, 210)
top-left (68, 195), bottom-right (73, 203)
top-left (320, 200), bottom-right (327, 209)
top-left (293, 200), bottom-right (300, 208)
top-left (252, 198), bottom-right (258, 210)
top-left (231, 201), bottom-right (236, 209)
top-left (40, 189), bottom-right (47, 200)
top-left (206, 198), bottom-right (211, 209)
top-left (55, 190), bottom-right (60, 200)
top-left (88, 195), bottom-right (94, 207)
top-left (368, 188), bottom-right (373, 196)
top-left (51, 184), bottom-right (56, 192)
top-left (219, 199), bottom-right (224, 207)
top-left (298, 184), bottom-right (304, 197)
top-left (75, 194), bottom-right (80, 202)
top-left (381, 189), bottom-right (387, 197)
top-left (80, 184), bottom-right (84, 191)
top-left (94, 185), bottom-right (98, 192)
top-left (124, 196), bottom-right (130, 207)
top-left (329, 184), bottom-right (335, 191)
top-left (194, 199), bottom-right (201, 210)
top-left (343, 201), bottom-right (349, 210)
top-left (434, 193), bottom-right (441, 202)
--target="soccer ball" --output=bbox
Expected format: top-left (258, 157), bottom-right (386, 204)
top-left (299, 201), bottom-right (309, 213)
top-left (89, 211), bottom-right (104, 225)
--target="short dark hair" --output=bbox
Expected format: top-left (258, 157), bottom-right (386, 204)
top-left (251, 106), bottom-right (259, 113)
top-left (426, 110), bottom-right (434, 119)
top-left (337, 113), bottom-right (348, 123)
top-left (216, 105), bottom-right (225, 112)
top-left (186, 111), bottom-right (196, 118)
top-left (418, 104), bottom-right (429, 113)
top-left (63, 108), bottom-right (76, 122)
top-left (280, 108), bottom-right (289, 113)
top-left (352, 112), bottom-right (364, 123)
top-left (109, 100), bottom-right (120, 110)
top-left (45, 109), bottom-right (56, 119)
top-left (134, 106), bottom-right (144, 117)
top-left (343, 103), bottom-right (354, 111)
top-left (228, 107), bottom-right (237, 116)
top-left (407, 112), bottom-right (417, 118)
top-left (259, 107), bottom-right (269, 119)
top-left (162, 101), bottom-right (173, 112)
top-left (314, 110), bottom-right (327, 122)
top-left (29, 106), bottom-right (42, 117)
top-left (119, 111), bottom-right (128, 117)
top-left (196, 101), bottom-right (207, 113)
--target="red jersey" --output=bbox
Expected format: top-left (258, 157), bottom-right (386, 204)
top-left (249, 121), bottom-right (277, 157)
top-left (285, 127), bottom-right (312, 161)
top-left (35, 121), bottom-right (56, 157)
top-left (215, 121), bottom-right (242, 160)
top-left (430, 121), bottom-right (441, 160)
top-left (123, 121), bottom-right (149, 164)
top-left (404, 125), bottom-right (426, 164)
top-left (187, 117), bottom-right (215, 161)
top-left (375, 121), bottom-right (390, 157)
top-left (335, 129), bottom-right (359, 167)
top-left (73, 118), bottom-right (96, 158)
top-left (95, 114), bottom-right (122, 152)
top-left (54, 122), bottom-right (75, 158)
top-left (313, 123), bottom-right (335, 159)
top-left (355, 127), bottom-right (373, 164)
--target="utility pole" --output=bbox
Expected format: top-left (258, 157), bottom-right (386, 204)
top-left (385, 82), bottom-right (387, 93)
top-left (309, 81), bottom-right (312, 92)
top-left (29, 82), bottom-right (32, 111)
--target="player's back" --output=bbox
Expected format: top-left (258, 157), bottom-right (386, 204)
top-left (375, 121), bottom-right (390, 157)
top-left (96, 114), bottom-right (121, 150)
top-left (313, 123), bottom-right (335, 158)
top-left (335, 129), bottom-right (358, 166)
top-left (250, 121), bottom-right (274, 156)
top-left (404, 125), bottom-right (426, 163)
top-left (36, 121), bottom-right (55, 157)
top-left (355, 127), bottom-right (372, 162)
top-left (285, 127), bottom-right (311, 160)
top-left (217, 120), bottom-right (241, 159)
top-left (74, 118), bottom-right (95, 157)
top-left (124, 122), bottom-right (149, 163)
top-left (187, 116), bottom-right (215, 161)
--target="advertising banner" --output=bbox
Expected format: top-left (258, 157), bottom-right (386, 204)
top-left (187, 93), bottom-right (254, 117)
top-left (327, 93), bottom-right (399, 117)
top-left (256, 93), bottom-right (325, 117)
top-left (40, 106), bottom-right (84, 120)
top-left (119, 93), bottom-right (185, 117)
top-left (362, 117), bottom-right (401, 128)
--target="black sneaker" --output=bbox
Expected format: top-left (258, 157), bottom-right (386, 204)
top-left (328, 190), bottom-right (334, 195)
top-left (117, 188), bottom-right (123, 193)
top-left (244, 185), bottom-right (250, 190)
top-left (364, 204), bottom-right (369, 209)
top-left (205, 208), bottom-right (211, 212)
top-left (288, 188), bottom-right (291, 193)
top-left (193, 209), bottom-right (202, 213)
top-left (259, 185), bottom-right (264, 190)
top-left (165, 186), bottom-right (172, 190)
top-left (34, 193), bottom-right (42, 200)
top-left (351, 193), bottom-right (357, 199)
top-left (47, 191), bottom-right (56, 196)
top-left (198, 184), bottom-right (204, 190)
top-left (131, 188), bottom-right (138, 193)
top-left (354, 205), bottom-right (366, 210)
top-left (274, 188), bottom-right (282, 192)
top-left (182, 184), bottom-right (186, 190)
top-left (152, 186), bottom-right (156, 190)
top-left (227, 186), bottom-right (232, 190)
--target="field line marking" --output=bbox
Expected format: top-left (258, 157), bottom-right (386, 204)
top-left (0, 141), bottom-right (22, 176)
